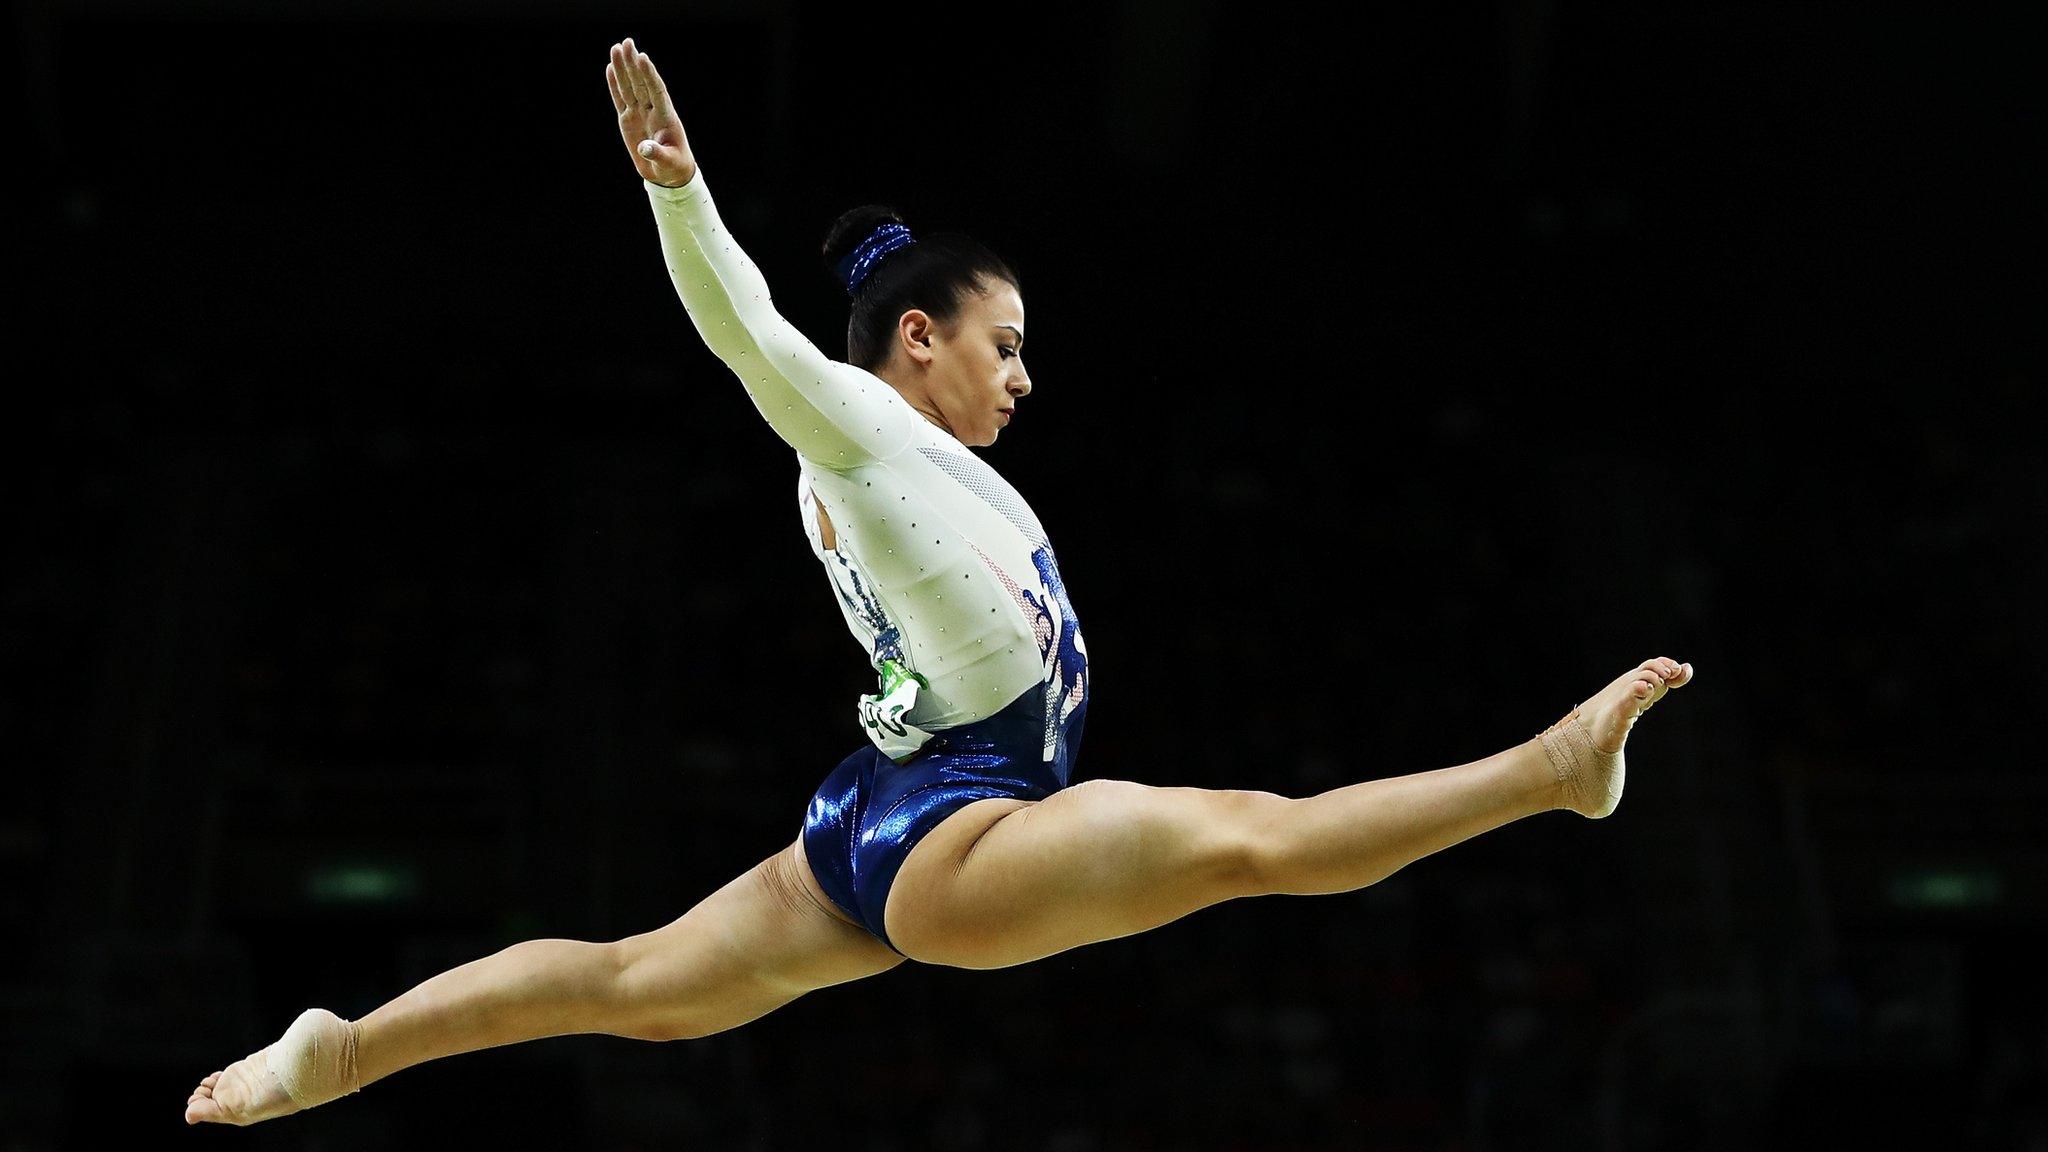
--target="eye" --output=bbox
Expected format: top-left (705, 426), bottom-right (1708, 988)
top-left (999, 346), bottom-right (1019, 359)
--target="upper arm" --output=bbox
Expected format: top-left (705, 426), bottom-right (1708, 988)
top-left (647, 169), bottom-right (918, 469)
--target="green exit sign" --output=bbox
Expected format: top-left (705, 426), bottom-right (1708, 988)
top-left (1886, 866), bottom-right (2003, 909)
top-left (303, 863), bottom-right (421, 905)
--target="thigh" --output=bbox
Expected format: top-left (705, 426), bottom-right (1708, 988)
top-left (786, 834), bottom-right (912, 986)
top-left (884, 779), bottom-right (1278, 970)
top-left (878, 795), bottom-right (1032, 959)
top-left (614, 837), bottom-right (906, 1039)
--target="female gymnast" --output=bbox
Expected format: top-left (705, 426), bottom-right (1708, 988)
top-left (184, 37), bottom-right (1694, 1127)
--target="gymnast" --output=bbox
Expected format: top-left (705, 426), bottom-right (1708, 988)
top-left (184, 36), bottom-right (1692, 1126)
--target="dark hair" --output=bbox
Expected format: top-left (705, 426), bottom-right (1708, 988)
top-left (820, 204), bottom-right (1020, 372)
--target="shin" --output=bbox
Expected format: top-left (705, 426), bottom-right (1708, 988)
top-left (1248, 737), bottom-right (1560, 896)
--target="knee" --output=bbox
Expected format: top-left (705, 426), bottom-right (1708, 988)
top-left (605, 937), bottom-right (686, 1041)
top-left (1231, 790), bottom-right (1297, 896)
top-left (609, 931), bottom-right (783, 1044)
top-left (1091, 779), bottom-right (1287, 897)
top-left (583, 938), bottom-right (694, 1042)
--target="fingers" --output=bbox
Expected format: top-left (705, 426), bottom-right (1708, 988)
top-left (610, 41), bottom-right (642, 109)
top-left (605, 60), bottom-right (627, 115)
top-left (636, 50), bottom-right (674, 117)
top-left (622, 37), bottom-right (651, 111)
top-left (609, 37), bottom-right (676, 120)
top-left (608, 36), bottom-right (692, 183)
top-left (611, 41), bottom-right (637, 110)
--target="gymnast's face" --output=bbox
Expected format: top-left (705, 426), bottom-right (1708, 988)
top-left (894, 277), bottom-right (1031, 449)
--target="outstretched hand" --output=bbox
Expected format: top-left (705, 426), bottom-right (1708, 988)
top-left (607, 38), bottom-right (697, 188)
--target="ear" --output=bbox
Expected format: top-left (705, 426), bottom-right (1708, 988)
top-left (898, 309), bottom-right (937, 364)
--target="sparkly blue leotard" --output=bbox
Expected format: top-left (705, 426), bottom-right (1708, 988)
top-left (805, 676), bottom-right (1087, 953)
top-left (646, 169), bottom-right (1091, 953)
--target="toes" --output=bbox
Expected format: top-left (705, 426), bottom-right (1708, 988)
top-left (186, 1096), bottom-right (224, 1125)
top-left (1649, 657), bottom-right (1694, 686)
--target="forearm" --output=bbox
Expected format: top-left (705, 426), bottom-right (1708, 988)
top-left (646, 168), bottom-right (777, 367)
top-left (645, 168), bottom-right (912, 467)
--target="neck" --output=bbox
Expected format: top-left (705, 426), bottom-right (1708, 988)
top-left (878, 372), bottom-right (957, 440)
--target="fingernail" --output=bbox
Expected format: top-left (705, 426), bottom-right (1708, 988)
top-left (638, 141), bottom-right (654, 156)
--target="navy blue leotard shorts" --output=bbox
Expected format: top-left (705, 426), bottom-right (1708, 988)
top-left (803, 682), bottom-right (1088, 955)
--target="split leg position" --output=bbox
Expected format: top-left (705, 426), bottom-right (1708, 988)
top-left (183, 835), bottom-right (908, 1126)
top-left (186, 656), bottom-right (1690, 1125)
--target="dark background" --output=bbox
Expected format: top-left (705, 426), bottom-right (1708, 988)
top-left (8, 0), bottom-right (2043, 1148)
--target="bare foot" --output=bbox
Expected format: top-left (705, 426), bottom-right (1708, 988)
top-left (185, 1008), bottom-right (361, 1126)
top-left (184, 1046), bottom-right (297, 1127)
top-left (1541, 657), bottom-right (1694, 819)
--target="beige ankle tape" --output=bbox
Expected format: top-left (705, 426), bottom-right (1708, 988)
top-left (1539, 706), bottom-right (1621, 819)
top-left (267, 1008), bottom-right (362, 1110)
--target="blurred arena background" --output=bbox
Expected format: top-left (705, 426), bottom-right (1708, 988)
top-left (6, 1), bottom-right (2041, 1148)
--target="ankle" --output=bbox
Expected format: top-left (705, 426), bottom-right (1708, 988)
top-left (1539, 706), bottom-right (1621, 818)
top-left (270, 1009), bottom-right (364, 1109)
top-left (342, 1017), bottom-right (362, 1094)
top-left (1523, 729), bottom-right (1564, 811)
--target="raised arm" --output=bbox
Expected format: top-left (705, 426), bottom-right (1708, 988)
top-left (606, 39), bottom-right (915, 470)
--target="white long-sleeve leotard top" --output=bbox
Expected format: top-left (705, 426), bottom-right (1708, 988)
top-left (645, 169), bottom-right (1088, 766)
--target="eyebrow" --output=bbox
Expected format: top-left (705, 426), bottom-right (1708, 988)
top-left (995, 325), bottom-right (1024, 348)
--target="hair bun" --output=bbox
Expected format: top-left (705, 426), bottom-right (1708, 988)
top-left (822, 205), bottom-right (913, 296)
top-left (838, 224), bottom-right (916, 296)
top-left (818, 200), bottom-right (1018, 372)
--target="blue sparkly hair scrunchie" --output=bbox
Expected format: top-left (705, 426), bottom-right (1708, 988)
top-left (837, 223), bottom-right (916, 297)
